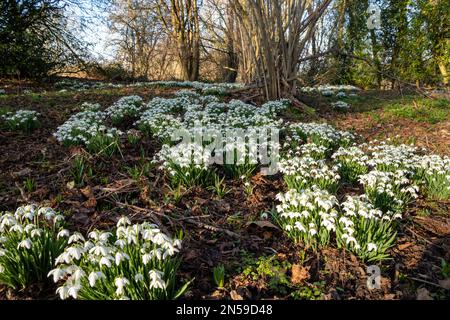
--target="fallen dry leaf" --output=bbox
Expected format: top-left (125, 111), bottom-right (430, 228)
top-left (291, 264), bottom-right (310, 285)
top-left (83, 197), bottom-right (97, 208)
top-left (438, 278), bottom-right (450, 290)
top-left (416, 287), bottom-right (433, 300)
top-left (230, 290), bottom-right (244, 300)
top-left (80, 186), bottom-right (94, 198)
top-left (398, 242), bottom-right (412, 250)
top-left (246, 220), bottom-right (280, 230)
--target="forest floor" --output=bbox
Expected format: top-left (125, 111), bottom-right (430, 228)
top-left (0, 80), bottom-right (449, 300)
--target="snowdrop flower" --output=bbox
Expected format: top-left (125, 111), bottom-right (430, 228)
top-left (56, 286), bottom-right (70, 300)
top-left (54, 215), bottom-right (65, 224)
top-left (55, 252), bottom-right (72, 264)
top-left (48, 268), bottom-right (67, 282)
top-left (115, 277), bottom-right (130, 296)
top-left (346, 236), bottom-right (358, 247)
top-left (135, 273), bottom-right (144, 282)
top-left (10, 225), bottom-right (24, 233)
top-left (367, 243), bottom-right (378, 252)
top-left (114, 239), bottom-right (126, 248)
top-left (99, 232), bottom-right (112, 242)
top-left (72, 268), bottom-right (86, 281)
top-left (99, 256), bottom-right (113, 268)
top-left (30, 228), bottom-right (42, 238)
top-left (67, 246), bottom-right (83, 260)
top-left (68, 232), bottom-right (85, 244)
top-left (148, 270), bottom-right (166, 289)
top-left (115, 252), bottom-right (130, 265)
top-left (57, 229), bottom-right (70, 239)
top-left (152, 233), bottom-right (167, 245)
top-left (88, 271), bottom-right (105, 287)
top-left (90, 245), bottom-right (110, 256)
top-left (88, 231), bottom-right (99, 240)
top-left (117, 216), bottom-right (131, 227)
top-left (67, 283), bottom-right (81, 299)
top-left (142, 253), bottom-right (152, 265)
top-left (17, 238), bottom-right (32, 250)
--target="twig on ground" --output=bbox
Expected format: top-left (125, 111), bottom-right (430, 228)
top-left (409, 277), bottom-right (449, 290)
top-left (184, 218), bottom-right (241, 239)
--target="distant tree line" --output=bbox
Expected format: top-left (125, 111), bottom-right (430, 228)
top-left (0, 0), bottom-right (91, 78)
top-left (1, 0), bottom-right (448, 97)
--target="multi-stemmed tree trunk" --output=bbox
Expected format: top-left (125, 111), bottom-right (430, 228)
top-left (157, 0), bottom-right (201, 81)
top-left (231, 0), bottom-right (333, 100)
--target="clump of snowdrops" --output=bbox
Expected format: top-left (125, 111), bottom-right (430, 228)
top-left (154, 142), bottom-right (216, 188)
top-left (1, 110), bottom-right (40, 133)
top-left (105, 95), bottom-right (143, 125)
top-left (275, 187), bottom-right (339, 250)
top-left (54, 110), bottom-right (122, 156)
top-left (413, 155), bottom-right (450, 200)
top-left (279, 156), bottom-right (341, 193)
top-left (332, 146), bottom-right (369, 183)
top-left (359, 170), bottom-right (419, 212)
top-left (336, 195), bottom-right (399, 262)
top-left (50, 217), bottom-right (190, 300)
top-left (289, 122), bottom-right (355, 151)
top-left (0, 205), bottom-right (68, 289)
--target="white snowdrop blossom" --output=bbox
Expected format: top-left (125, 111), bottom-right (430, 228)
top-left (51, 220), bottom-right (187, 300)
top-left (276, 187), bottom-right (338, 248)
top-left (88, 271), bottom-right (105, 287)
top-left (336, 195), bottom-right (398, 262)
top-left (115, 277), bottom-right (130, 296)
top-left (148, 270), bottom-right (166, 290)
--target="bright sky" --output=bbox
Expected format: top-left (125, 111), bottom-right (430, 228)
top-left (65, 1), bottom-right (118, 61)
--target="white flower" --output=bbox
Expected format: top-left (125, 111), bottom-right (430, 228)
top-left (88, 271), bottom-right (105, 287)
top-left (67, 246), bottom-right (83, 260)
top-left (90, 245), bottom-right (110, 256)
top-left (346, 236), bottom-right (358, 247)
top-left (72, 268), bottom-right (86, 281)
top-left (57, 229), bottom-right (70, 239)
top-left (48, 268), bottom-right (66, 283)
top-left (55, 252), bottom-right (72, 264)
top-left (56, 286), bottom-right (69, 300)
top-left (30, 228), bottom-right (42, 238)
top-left (142, 253), bottom-right (152, 265)
top-left (148, 270), bottom-right (166, 289)
top-left (115, 277), bottom-right (130, 296)
top-left (68, 232), bottom-right (85, 244)
top-left (99, 256), bottom-right (113, 268)
top-left (115, 239), bottom-right (126, 248)
top-left (99, 232), bottom-right (112, 242)
top-left (88, 231), bottom-right (99, 240)
top-left (367, 243), bottom-right (378, 252)
top-left (135, 273), bottom-right (144, 282)
top-left (67, 283), bottom-right (81, 299)
top-left (117, 216), bottom-right (131, 227)
top-left (115, 252), bottom-right (130, 266)
top-left (17, 238), bottom-right (32, 250)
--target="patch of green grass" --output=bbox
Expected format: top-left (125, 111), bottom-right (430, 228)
top-left (70, 156), bottom-right (92, 186)
top-left (383, 98), bottom-right (449, 124)
top-left (22, 177), bottom-right (36, 193)
top-left (207, 174), bottom-right (231, 199)
top-left (0, 106), bottom-right (11, 117)
top-left (213, 264), bottom-right (226, 288)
